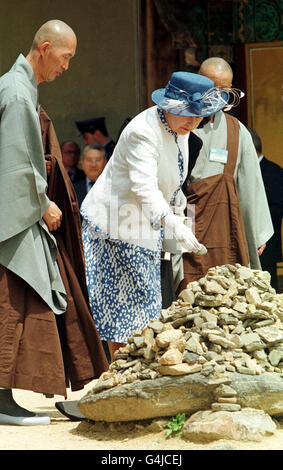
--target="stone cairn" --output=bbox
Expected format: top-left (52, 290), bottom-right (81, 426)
top-left (90, 264), bottom-right (283, 413)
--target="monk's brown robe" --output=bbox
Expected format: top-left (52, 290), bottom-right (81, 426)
top-left (0, 109), bottom-right (108, 397)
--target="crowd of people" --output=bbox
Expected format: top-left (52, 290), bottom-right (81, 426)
top-left (0, 19), bottom-right (282, 426)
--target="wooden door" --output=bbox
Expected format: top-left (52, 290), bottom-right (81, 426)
top-left (235, 42), bottom-right (283, 279)
top-left (244, 41), bottom-right (283, 167)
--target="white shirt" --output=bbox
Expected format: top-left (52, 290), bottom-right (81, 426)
top-left (81, 106), bottom-right (189, 251)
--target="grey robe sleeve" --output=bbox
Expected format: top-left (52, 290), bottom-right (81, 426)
top-left (0, 97), bottom-right (50, 242)
top-left (235, 124), bottom-right (274, 269)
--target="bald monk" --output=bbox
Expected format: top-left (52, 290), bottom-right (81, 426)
top-left (179, 57), bottom-right (274, 292)
top-left (0, 20), bottom-right (108, 426)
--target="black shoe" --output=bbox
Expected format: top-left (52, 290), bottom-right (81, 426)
top-left (55, 400), bottom-right (87, 421)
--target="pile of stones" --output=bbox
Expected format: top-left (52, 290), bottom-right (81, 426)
top-left (84, 264), bottom-right (283, 414)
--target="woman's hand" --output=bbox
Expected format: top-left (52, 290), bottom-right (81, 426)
top-left (163, 213), bottom-right (207, 255)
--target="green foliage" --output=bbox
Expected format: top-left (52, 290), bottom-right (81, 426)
top-left (166, 413), bottom-right (186, 438)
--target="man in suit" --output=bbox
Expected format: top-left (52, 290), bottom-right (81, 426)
top-left (249, 128), bottom-right (283, 291)
top-left (60, 140), bottom-right (85, 182)
top-left (76, 117), bottom-right (115, 160)
top-left (73, 143), bottom-right (111, 368)
top-left (74, 144), bottom-right (108, 207)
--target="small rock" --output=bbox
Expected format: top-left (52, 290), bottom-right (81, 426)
top-left (252, 349), bottom-right (268, 362)
top-left (182, 408), bottom-right (276, 442)
top-left (179, 289), bottom-right (195, 304)
top-left (186, 336), bottom-right (204, 355)
top-left (256, 326), bottom-right (283, 345)
top-left (142, 327), bottom-right (155, 344)
top-left (147, 419), bottom-right (167, 433)
top-left (194, 293), bottom-right (222, 307)
top-left (211, 403), bottom-right (241, 412)
top-left (260, 301), bottom-right (275, 312)
top-left (245, 287), bottom-right (262, 305)
top-left (201, 310), bottom-right (218, 324)
top-left (269, 349), bottom-right (283, 367)
top-left (231, 323), bottom-right (244, 335)
top-left (204, 351), bottom-right (224, 362)
top-left (156, 329), bottom-right (183, 348)
top-left (214, 384), bottom-right (237, 398)
top-left (143, 345), bottom-right (156, 360)
top-left (252, 319), bottom-right (275, 329)
top-left (214, 364), bottom-right (226, 374)
top-left (158, 348), bottom-right (183, 365)
top-left (247, 303), bottom-right (257, 313)
top-left (203, 279), bottom-right (227, 295)
top-left (239, 332), bottom-right (264, 352)
top-left (183, 351), bottom-right (199, 364)
top-left (219, 314), bottom-right (239, 326)
top-left (148, 320), bottom-right (164, 334)
top-left (201, 364), bottom-right (215, 376)
top-left (133, 336), bottom-right (146, 348)
top-left (233, 301), bottom-right (248, 314)
top-left (90, 377), bottom-right (118, 393)
top-left (237, 366), bottom-right (257, 375)
top-left (256, 270), bottom-right (271, 283)
top-left (208, 334), bottom-right (235, 349)
top-left (217, 397), bottom-right (238, 404)
top-left (159, 363), bottom-right (202, 376)
top-left (235, 266), bottom-right (254, 281)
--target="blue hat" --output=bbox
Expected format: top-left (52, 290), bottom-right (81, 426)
top-left (151, 71), bottom-right (229, 117)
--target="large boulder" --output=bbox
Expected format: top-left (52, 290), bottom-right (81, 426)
top-left (78, 372), bottom-right (283, 422)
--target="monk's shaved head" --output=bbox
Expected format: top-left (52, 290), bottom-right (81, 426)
top-left (31, 19), bottom-right (76, 50)
top-left (199, 57), bottom-right (233, 76)
top-left (199, 57), bottom-right (233, 88)
top-left (26, 19), bottom-right (77, 84)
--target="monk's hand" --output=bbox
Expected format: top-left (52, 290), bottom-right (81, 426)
top-left (258, 244), bottom-right (266, 256)
top-left (43, 201), bottom-right (62, 231)
top-left (45, 156), bottom-right (52, 176)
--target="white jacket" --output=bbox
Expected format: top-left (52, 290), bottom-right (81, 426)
top-left (81, 106), bottom-right (189, 251)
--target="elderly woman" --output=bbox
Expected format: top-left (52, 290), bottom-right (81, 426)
top-left (81, 71), bottom-right (229, 361)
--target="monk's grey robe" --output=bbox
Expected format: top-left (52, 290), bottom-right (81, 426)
top-left (192, 111), bottom-right (274, 270)
top-left (0, 54), bottom-right (66, 314)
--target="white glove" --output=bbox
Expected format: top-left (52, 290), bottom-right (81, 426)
top-left (163, 213), bottom-right (207, 255)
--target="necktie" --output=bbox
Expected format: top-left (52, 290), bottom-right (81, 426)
top-left (68, 170), bottom-right (74, 181)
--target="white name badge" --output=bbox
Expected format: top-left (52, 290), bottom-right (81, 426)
top-left (209, 148), bottom-right (228, 164)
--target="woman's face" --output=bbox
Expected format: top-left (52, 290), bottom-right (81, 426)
top-left (163, 111), bottom-right (203, 135)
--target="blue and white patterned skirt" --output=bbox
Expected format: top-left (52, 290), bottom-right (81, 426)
top-left (82, 221), bottom-right (162, 343)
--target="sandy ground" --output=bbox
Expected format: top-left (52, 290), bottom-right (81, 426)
top-left (1, 381), bottom-right (283, 452)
